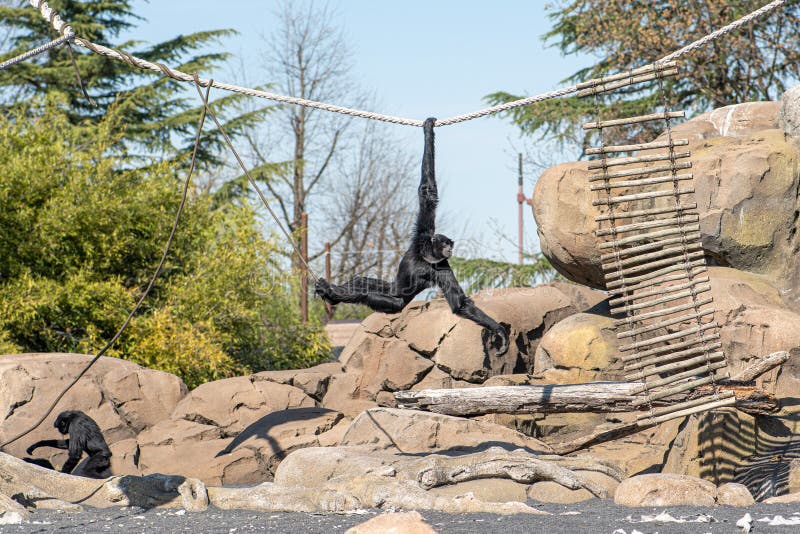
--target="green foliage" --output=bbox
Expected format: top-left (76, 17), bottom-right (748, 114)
top-left (0, 101), bottom-right (329, 387)
top-left (449, 254), bottom-right (560, 295)
top-left (487, 0), bottom-right (800, 149)
top-left (0, 0), bottom-right (270, 164)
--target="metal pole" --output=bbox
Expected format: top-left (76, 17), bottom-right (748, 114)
top-left (324, 242), bottom-right (332, 319)
top-left (300, 212), bottom-right (308, 323)
top-left (517, 153), bottom-right (524, 265)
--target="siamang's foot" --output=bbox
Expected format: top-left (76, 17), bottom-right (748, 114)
top-left (483, 324), bottom-right (511, 356)
top-left (314, 278), bottom-right (337, 303)
top-left (25, 445), bottom-right (35, 455)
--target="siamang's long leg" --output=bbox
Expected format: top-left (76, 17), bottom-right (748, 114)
top-left (316, 276), bottom-right (405, 314)
top-left (434, 265), bottom-right (510, 355)
top-left (74, 452), bottom-right (112, 479)
top-left (26, 439), bottom-right (68, 454)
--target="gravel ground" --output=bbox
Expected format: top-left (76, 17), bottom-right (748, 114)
top-left (2, 501), bottom-right (800, 533)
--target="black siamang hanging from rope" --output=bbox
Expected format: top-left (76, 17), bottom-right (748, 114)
top-left (315, 117), bottom-right (510, 355)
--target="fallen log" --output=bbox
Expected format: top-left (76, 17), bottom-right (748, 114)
top-left (394, 351), bottom-right (787, 418)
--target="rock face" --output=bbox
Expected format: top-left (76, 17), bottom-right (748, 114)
top-left (614, 474), bottom-right (718, 506)
top-left (0, 354), bottom-right (187, 464)
top-left (324, 284), bottom-right (606, 417)
top-left (532, 101), bottom-right (800, 299)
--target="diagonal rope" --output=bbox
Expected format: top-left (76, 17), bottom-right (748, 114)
top-left (0, 33), bottom-right (73, 71)
top-left (188, 75), bottom-right (321, 282)
top-left (0, 79), bottom-right (214, 451)
top-left (24, 0), bottom-right (789, 127)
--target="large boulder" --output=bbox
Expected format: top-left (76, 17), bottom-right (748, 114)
top-left (338, 407), bottom-right (551, 454)
top-left (614, 473), bottom-right (717, 507)
top-left (322, 284), bottom-right (606, 416)
top-left (0, 353), bottom-right (187, 464)
top-left (132, 407), bottom-right (342, 486)
top-left (779, 84), bottom-right (800, 138)
top-left (532, 103), bottom-right (800, 298)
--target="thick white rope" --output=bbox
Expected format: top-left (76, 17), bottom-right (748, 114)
top-left (0, 33), bottom-right (72, 71)
top-left (24, 0), bottom-right (788, 127)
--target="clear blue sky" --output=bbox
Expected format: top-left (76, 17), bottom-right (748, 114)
top-left (126, 0), bottom-right (593, 262)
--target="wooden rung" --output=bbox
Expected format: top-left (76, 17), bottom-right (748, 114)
top-left (589, 162), bottom-right (692, 182)
top-left (627, 352), bottom-right (726, 381)
top-left (591, 172), bottom-right (693, 191)
top-left (638, 391), bottom-right (735, 420)
top-left (619, 322), bottom-right (716, 352)
top-left (621, 332), bottom-right (721, 361)
top-left (600, 233), bottom-right (701, 260)
top-left (599, 225), bottom-right (700, 249)
top-left (610, 282), bottom-right (711, 314)
top-left (593, 187), bottom-right (694, 206)
top-left (602, 243), bottom-right (702, 271)
top-left (576, 61), bottom-right (678, 89)
top-left (597, 214), bottom-right (699, 237)
top-left (632, 361), bottom-right (729, 395)
top-left (605, 258), bottom-right (706, 289)
top-left (586, 138), bottom-right (689, 155)
top-left (632, 375), bottom-right (716, 406)
top-left (606, 250), bottom-right (705, 281)
top-left (582, 111), bottom-right (685, 130)
top-left (624, 341), bottom-right (723, 369)
top-left (618, 308), bottom-right (715, 339)
top-left (636, 394), bottom-right (736, 426)
top-left (610, 276), bottom-right (709, 306)
top-left (606, 267), bottom-right (707, 296)
top-left (578, 68), bottom-right (679, 97)
top-left (628, 351), bottom-right (724, 380)
top-left (596, 203), bottom-right (698, 222)
top-left (588, 151), bottom-right (691, 170)
top-left (614, 295), bottom-right (713, 327)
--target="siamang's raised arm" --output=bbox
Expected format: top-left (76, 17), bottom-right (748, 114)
top-left (434, 265), bottom-right (510, 355)
top-left (416, 118), bottom-right (438, 241)
top-left (26, 439), bottom-right (69, 455)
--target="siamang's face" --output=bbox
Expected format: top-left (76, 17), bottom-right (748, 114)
top-left (425, 234), bottom-right (454, 263)
top-left (54, 414), bottom-right (71, 435)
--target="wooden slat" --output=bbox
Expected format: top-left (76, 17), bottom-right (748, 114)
top-left (627, 352), bottom-right (726, 381)
top-left (602, 243), bottom-right (703, 271)
top-left (617, 309), bottom-right (716, 339)
top-left (606, 267), bottom-right (707, 296)
top-left (632, 361), bottom-right (728, 394)
top-left (593, 187), bottom-right (694, 206)
top-left (591, 172), bottom-right (693, 192)
top-left (624, 342), bottom-right (723, 370)
top-left (636, 395), bottom-right (736, 426)
top-left (600, 233), bottom-right (700, 260)
top-left (576, 61), bottom-right (678, 89)
top-left (577, 68), bottom-right (679, 97)
top-left (606, 250), bottom-right (705, 281)
top-left (632, 376), bottom-right (717, 405)
top-left (588, 151), bottom-right (691, 170)
top-left (582, 111), bottom-right (685, 130)
top-left (586, 138), bottom-right (689, 155)
top-left (614, 297), bottom-right (714, 330)
top-left (640, 391), bottom-right (736, 420)
top-left (596, 203), bottom-right (698, 222)
top-left (609, 276), bottom-right (709, 306)
top-left (597, 214), bottom-right (699, 237)
top-left (599, 225), bottom-right (700, 249)
top-left (613, 285), bottom-right (711, 316)
top-left (621, 333), bottom-right (721, 362)
top-left (619, 323), bottom-right (716, 352)
top-left (606, 258), bottom-right (706, 289)
top-left (589, 163), bottom-right (692, 182)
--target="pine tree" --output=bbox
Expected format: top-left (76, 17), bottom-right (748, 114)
top-left (0, 0), bottom-right (267, 164)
